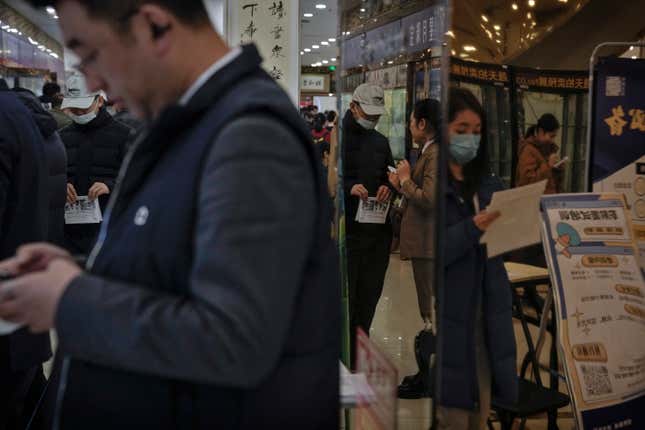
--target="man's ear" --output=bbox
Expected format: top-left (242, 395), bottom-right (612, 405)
top-left (137, 4), bottom-right (175, 54)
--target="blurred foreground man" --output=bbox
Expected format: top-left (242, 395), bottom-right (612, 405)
top-left (0, 1), bottom-right (339, 429)
top-left (0, 81), bottom-right (51, 430)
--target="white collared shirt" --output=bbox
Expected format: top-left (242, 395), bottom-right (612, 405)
top-left (178, 47), bottom-right (243, 106)
top-left (421, 138), bottom-right (435, 154)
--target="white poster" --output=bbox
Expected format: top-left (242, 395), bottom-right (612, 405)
top-left (541, 193), bottom-right (645, 428)
top-left (65, 196), bottom-right (103, 225)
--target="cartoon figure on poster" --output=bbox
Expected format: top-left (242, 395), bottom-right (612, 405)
top-left (555, 222), bottom-right (582, 258)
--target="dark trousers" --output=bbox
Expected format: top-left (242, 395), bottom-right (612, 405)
top-left (347, 226), bottom-right (392, 365)
top-left (63, 223), bottom-right (100, 256)
top-left (0, 339), bottom-right (47, 430)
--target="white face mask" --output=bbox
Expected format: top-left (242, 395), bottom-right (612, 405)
top-left (69, 110), bottom-right (98, 125)
top-left (356, 117), bottom-right (377, 130)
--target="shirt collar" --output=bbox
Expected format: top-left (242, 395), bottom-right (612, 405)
top-left (422, 138), bottom-right (435, 154)
top-left (179, 47), bottom-right (243, 106)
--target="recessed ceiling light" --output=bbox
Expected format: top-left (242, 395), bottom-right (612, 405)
top-left (528, 0), bottom-right (535, 7)
top-left (632, 56), bottom-right (638, 59)
top-left (300, 52), bottom-right (304, 55)
top-left (321, 41), bottom-right (329, 45)
top-left (312, 45), bottom-right (320, 49)
top-left (45, 6), bottom-right (56, 14)
top-left (360, 8), bottom-right (366, 12)
top-left (315, 4), bottom-right (327, 9)
top-left (527, 12), bottom-right (532, 19)
top-left (451, 49), bottom-right (456, 55)
top-left (460, 53), bottom-right (470, 58)
top-left (496, 39), bottom-right (501, 44)
top-left (512, 3), bottom-right (519, 10)
top-left (463, 45), bottom-right (477, 52)
top-left (303, 13), bottom-right (313, 18)
top-left (445, 30), bottom-right (455, 38)
top-left (629, 46), bottom-right (634, 50)
top-left (328, 93), bottom-right (334, 97)
top-left (494, 25), bottom-right (501, 30)
top-left (328, 38), bottom-right (336, 42)
top-left (346, 31), bottom-right (351, 36)
top-left (481, 14), bottom-right (489, 22)
top-left (387, 60), bottom-right (394, 64)
top-left (331, 58), bottom-right (337, 61)
top-left (304, 48), bottom-right (311, 52)
top-left (322, 60), bottom-right (329, 64)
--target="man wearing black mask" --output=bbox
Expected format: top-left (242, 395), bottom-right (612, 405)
top-left (343, 83), bottom-right (394, 362)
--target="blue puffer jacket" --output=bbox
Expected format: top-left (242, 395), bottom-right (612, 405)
top-left (440, 174), bottom-right (518, 410)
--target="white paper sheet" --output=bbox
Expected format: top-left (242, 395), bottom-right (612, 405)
top-left (355, 198), bottom-right (391, 224)
top-left (480, 180), bottom-right (548, 258)
top-left (65, 196), bottom-right (103, 225)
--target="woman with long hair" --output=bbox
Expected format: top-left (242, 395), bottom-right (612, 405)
top-left (437, 87), bottom-right (518, 429)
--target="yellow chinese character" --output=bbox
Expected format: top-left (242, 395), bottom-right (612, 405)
top-left (605, 105), bottom-right (628, 136)
top-left (629, 109), bottom-right (645, 131)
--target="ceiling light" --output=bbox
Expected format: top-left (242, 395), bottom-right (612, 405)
top-left (331, 58), bottom-right (337, 61)
top-left (312, 45), bottom-right (320, 49)
top-left (321, 41), bottom-right (329, 45)
top-left (527, 12), bottom-right (532, 19)
top-left (446, 30), bottom-right (455, 38)
top-left (528, 0), bottom-right (536, 7)
top-left (50, 52), bottom-right (59, 58)
top-left (558, 0), bottom-right (568, 2)
top-left (494, 25), bottom-right (501, 30)
top-left (460, 53), bottom-right (470, 58)
top-left (632, 56), bottom-right (638, 60)
top-left (53, 15), bottom-right (59, 19)
top-left (481, 14), bottom-right (489, 22)
top-left (387, 60), bottom-right (394, 64)
top-left (300, 52), bottom-right (304, 55)
top-left (512, 3), bottom-right (519, 10)
top-left (45, 6), bottom-right (56, 15)
top-left (315, 4), bottom-right (327, 9)
top-left (322, 60), bottom-right (329, 64)
top-left (328, 38), bottom-right (336, 42)
top-left (630, 46), bottom-right (634, 50)
top-left (328, 93), bottom-right (334, 97)
top-left (360, 8), bottom-right (366, 12)
top-left (346, 31), bottom-right (351, 36)
top-left (451, 49), bottom-right (456, 55)
top-left (463, 45), bottom-right (477, 52)
top-left (304, 48), bottom-right (311, 52)
top-left (303, 13), bottom-right (313, 17)
top-left (496, 39), bottom-right (501, 44)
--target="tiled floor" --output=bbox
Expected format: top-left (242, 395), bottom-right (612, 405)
top-left (368, 255), bottom-right (577, 430)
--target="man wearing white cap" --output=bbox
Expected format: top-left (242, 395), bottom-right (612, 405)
top-left (59, 73), bottom-right (130, 256)
top-left (342, 83), bottom-right (394, 362)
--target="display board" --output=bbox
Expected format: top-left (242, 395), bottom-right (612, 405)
top-left (541, 193), bottom-right (645, 429)
top-left (590, 57), bottom-right (645, 271)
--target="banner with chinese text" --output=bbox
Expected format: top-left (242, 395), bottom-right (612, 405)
top-left (590, 57), bottom-right (645, 271)
top-left (541, 193), bottom-right (645, 430)
top-left (235, 0), bottom-right (299, 103)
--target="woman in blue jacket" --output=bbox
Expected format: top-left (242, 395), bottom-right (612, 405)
top-left (437, 87), bottom-right (518, 429)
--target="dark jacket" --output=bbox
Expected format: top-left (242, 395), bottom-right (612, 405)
top-left (342, 110), bottom-right (394, 235)
top-left (0, 90), bottom-right (51, 371)
top-left (52, 45), bottom-right (340, 429)
top-left (441, 174), bottom-right (518, 410)
top-left (60, 107), bottom-right (129, 208)
top-left (13, 88), bottom-right (68, 247)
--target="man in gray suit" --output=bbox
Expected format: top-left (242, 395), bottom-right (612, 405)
top-left (0, 1), bottom-right (339, 428)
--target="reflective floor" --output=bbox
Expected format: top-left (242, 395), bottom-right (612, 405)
top-left (369, 255), bottom-right (577, 430)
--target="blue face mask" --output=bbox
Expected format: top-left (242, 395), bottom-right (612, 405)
top-left (449, 134), bottom-right (481, 165)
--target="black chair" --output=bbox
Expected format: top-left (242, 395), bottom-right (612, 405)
top-left (489, 278), bottom-right (570, 430)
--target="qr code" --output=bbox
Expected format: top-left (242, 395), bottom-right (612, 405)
top-left (581, 364), bottom-right (613, 396)
top-left (605, 76), bottom-right (625, 97)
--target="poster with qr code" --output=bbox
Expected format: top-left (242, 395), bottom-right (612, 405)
top-left (355, 198), bottom-right (391, 224)
top-left (605, 76), bottom-right (626, 97)
top-left (541, 193), bottom-right (645, 429)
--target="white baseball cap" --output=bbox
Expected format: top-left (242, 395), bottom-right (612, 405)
top-left (352, 83), bottom-right (385, 116)
top-left (61, 74), bottom-right (107, 110)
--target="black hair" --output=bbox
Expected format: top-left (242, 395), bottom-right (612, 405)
top-left (313, 113), bottom-right (326, 133)
top-left (27, 0), bottom-right (210, 29)
top-left (413, 98), bottom-right (441, 136)
top-left (526, 113), bottom-right (560, 138)
top-left (42, 82), bottom-right (61, 97)
top-left (448, 87), bottom-right (490, 200)
top-left (326, 110), bottom-right (337, 123)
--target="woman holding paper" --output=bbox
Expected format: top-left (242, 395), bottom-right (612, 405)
top-left (437, 87), bottom-right (517, 430)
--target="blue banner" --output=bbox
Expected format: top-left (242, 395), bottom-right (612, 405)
top-left (590, 57), bottom-right (645, 184)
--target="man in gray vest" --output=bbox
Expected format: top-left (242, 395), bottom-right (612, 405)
top-left (0, 1), bottom-right (339, 428)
